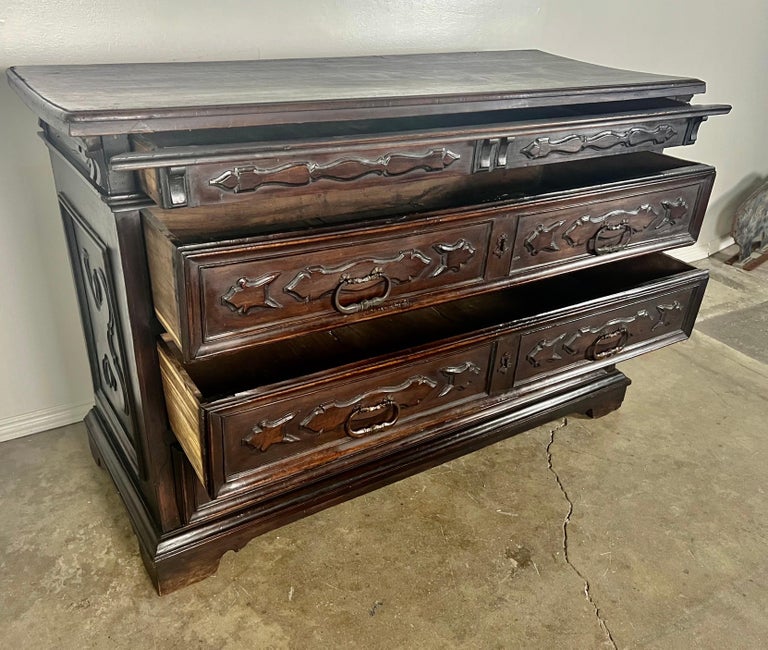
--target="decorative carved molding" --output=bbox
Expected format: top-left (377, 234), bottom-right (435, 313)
top-left (473, 137), bottom-right (514, 172)
top-left (74, 137), bottom-right (103, 186)
top-left (221, 273), bottom-right (282, 314)
top-left (430, 239), bottom-right (476, 277)
top-left (283, 250), bottom-right (431, 304)
top-left (521, 124), bottom-right (677, 160)
top-left (523, 197), bottom-right (690, 258)
top-left (656, 197), bottom-right (689, 229)
top-left (524, 220), bottom-right (566, 256)
top-left (525, 300), bottom-right (684, 369)
top-left (209, 148), bottom-right (460, 194)
top-left (652, 300), bottom-right (682, 331)
top-left (79, 241), bottom-right (130, 417)
top-left (300, 376), bottom-right (438, 435)
top-left (240, 357), bottom-right (485, 452)
top-left (438, 361), bottom-right (482, 397)
top-left (242, 413), bottom-right (299, 452)
top-left (563, 205), bottom-right (658, 248)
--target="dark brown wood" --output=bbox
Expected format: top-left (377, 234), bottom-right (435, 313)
top-left (7, 51), bottom-right (728, 594)
top-left (123, 100), bottom-right (726, 211)
top-left (143, 153), bottom-right (714, 360)
top-left (154, 253), bottom-right (706, 497)
top-left (7, 51), bottom-right (712, 135)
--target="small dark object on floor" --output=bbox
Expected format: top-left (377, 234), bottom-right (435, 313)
top-left (730, 180), bottom-right (768, 270)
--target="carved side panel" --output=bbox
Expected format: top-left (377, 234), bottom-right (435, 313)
top-left (60, 197), bottom-right (137, 459)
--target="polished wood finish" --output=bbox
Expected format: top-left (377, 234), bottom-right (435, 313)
top-left (157, 254), bottom-right (706, 498)
top-left (8, 50), bottom-right (711, 135)
top-left (144, 152), bottom-right (714, 360)
top-left (7, 51), bottom-right (728, 594)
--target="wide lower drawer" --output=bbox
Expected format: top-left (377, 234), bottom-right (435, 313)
top-left (145, 153), bottom-right (714, 361)
top-left (113, 98), bottom-right (727, 211)
top-left (158, 254), bottom-right (707, 498)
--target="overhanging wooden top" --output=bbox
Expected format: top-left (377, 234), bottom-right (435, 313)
top-left (7, 50), bottom-right (705, 136)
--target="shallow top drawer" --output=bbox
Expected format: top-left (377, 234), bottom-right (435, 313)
top-left (114, 98), bottom-right (728, 211)
top-left (143, 153), bottom-right (714, 361)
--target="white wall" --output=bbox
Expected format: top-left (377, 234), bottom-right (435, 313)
top-left (1, 0), bottom-right (766, 438)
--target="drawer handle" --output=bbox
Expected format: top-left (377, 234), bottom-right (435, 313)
top-left (589, 222), bottom-right (633, 255)
top-left (587, 328), bottom-right (629, 360)
top-left (332, 269), bottom-right (392, 314)
top-left (345, 399), bottom-right (401, 438)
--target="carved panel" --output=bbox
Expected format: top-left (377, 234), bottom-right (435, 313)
top-left (60, 197), bottom-right (135, 453)
top-left (524, 297), bottom-right (685, 372)
top-left (209, 148), bottom-right (460, 194)
top-left (283, 250), bottom-right (432, 303)
top-left (522, 197), bottom-right (689, 258)
top-left (300, 376), bottom-right (438, 435)
top-left (239, 357), bottom-right (486, 453)
top-left (520, 124), bottom-right (677, 160)
top-left (525, 309), bottom-right (652, 369)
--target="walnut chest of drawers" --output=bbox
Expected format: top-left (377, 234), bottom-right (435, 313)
top-left (7, 50), bottom-right (729, 593)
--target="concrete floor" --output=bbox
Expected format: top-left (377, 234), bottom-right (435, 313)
top-left (2, 247), bottom-right (767, 649)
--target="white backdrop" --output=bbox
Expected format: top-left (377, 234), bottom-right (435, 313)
top-left (1, 0), bottom-right (766, 439)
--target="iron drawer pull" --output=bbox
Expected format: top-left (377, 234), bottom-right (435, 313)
top-left (589, 221), bottom-right (634, 255)
top-left (345, 399), bottom-right (401, 438)
top-left (588, 328), bottom-right (629, 360)
top-left (332, 268), bottom-right (392, 314)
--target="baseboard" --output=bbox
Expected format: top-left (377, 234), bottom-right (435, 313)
top-left (668, 236), bottom-right (735, 263)
top-left (0, 401), bottom-right (93, 443)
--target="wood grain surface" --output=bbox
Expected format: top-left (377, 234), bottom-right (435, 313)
top-left (7, 50), bottom-right (705, 135)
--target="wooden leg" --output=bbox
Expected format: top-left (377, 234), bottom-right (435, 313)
top-left (582, 396), bottom-right (625, 419)
top-left (577, 370), bottom-right (629, 419)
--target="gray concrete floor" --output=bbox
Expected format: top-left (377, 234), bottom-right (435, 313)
top-left (2, 247), bottom-right (767, 649)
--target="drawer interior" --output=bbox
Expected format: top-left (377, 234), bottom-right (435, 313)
top-left (148, 152), bottom-right (706, 243)
top-left (175, 253), bottom-right (696, 400)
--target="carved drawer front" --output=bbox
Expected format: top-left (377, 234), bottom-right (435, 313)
top-left (144, 154), bottom-right (715, 362)
top-left (118, 100), bottom-right (727, 211)
top-left (149, 216), bottom-right (499, 361)
top-left (158, 253), bottom-right (708, 501)
top-left (515, 284), bottom-right (701, 386)
top-left (510, 169), bottom-right (715, 274)
top-left (158, 339), bottom-right (494, 498)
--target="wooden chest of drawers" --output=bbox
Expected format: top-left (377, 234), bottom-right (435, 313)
top-left (7, 50), bottom-right (729, 593)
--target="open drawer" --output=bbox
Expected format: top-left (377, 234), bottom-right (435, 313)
top-left (145, 152), bottom-right (715, 360)
top-left (114, 97), bottom-right (728, 211)
top-left (158, 253), bottom-right (707, 498)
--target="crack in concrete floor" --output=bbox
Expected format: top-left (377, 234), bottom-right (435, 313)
top-left (546, 417), bottom-right (618, 650)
